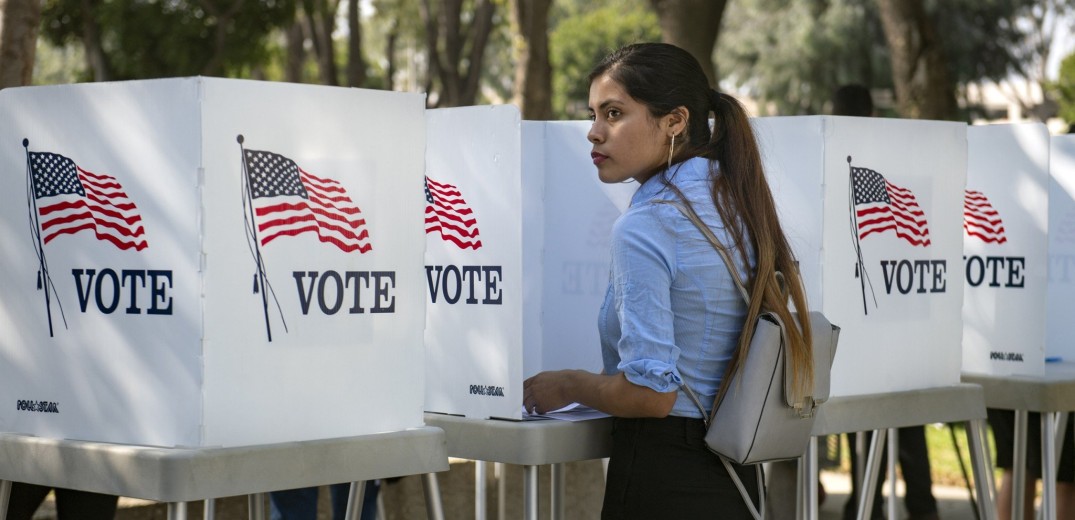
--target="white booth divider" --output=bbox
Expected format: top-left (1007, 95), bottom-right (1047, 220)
top-left (1048, 133), bottom-right (1075, 361)
top-left (962, 123), bottom-right (1050, 377)
top-left (0, 78), bottom-right (429, 447)
top-left (423, 107), bottom-right (631, 420)
top-left (754, 116), bottom-right (967, 397)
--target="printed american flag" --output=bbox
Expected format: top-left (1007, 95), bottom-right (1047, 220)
top-left (244, 149), bottom-right (371, 253)
top-left (29, 152), bottom-right (148, 251)
top-left (851, 166), bottom-right (931, 247)
top-left (425, 176), bottom-right (482, 250)
top-left (963, 189), bottom-right (1007, 244)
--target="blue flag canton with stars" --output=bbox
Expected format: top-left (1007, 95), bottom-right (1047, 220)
top-left (851, 166), bottom-right (890, 206)
top-left (244, 149), bottom-right (309, 200)
top-left (424, 178), bottom-right (435, 204)
top-left (29, 152), bottom-right (85, 199)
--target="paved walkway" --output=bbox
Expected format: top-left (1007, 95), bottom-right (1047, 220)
top-left (819, 470), bottom-right (983, 519)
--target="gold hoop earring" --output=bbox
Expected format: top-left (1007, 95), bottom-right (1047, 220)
top-left (668, 133), bottom-right (676, 170)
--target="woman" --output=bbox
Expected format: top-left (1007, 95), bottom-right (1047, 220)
top-left (522, 43), bottom-right (813, 517)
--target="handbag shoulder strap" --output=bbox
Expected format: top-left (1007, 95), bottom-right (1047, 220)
top-left (653, 200), bottom-right (751, 303)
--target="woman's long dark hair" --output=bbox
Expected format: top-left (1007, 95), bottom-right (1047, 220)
top-left (589, 43), bottom-right (814, 403)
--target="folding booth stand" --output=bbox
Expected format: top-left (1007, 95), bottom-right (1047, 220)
top-left (0, 79), bottom-right (443, 519)
top-left (753, 116), bottom-right (998, 519)
top-left (803, 384), bottom-right (996, 520)
top-left (423, 109), bottom-right (627, 519)
top-left (958, 130), bottom-right (1075, 520)
top-left (424, 414), bottom-right (612, 520)
top-left (0, 428), bottom-right (448, 520)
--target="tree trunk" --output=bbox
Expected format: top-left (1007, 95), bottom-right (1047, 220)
top-left (0, 0), bottom-right (42, 88)
top-left (649, 0), bottom-right (726, 87)
top-left (199, 0), bottom-right (244, 76)
top-left (875, 0), bottom-right (958, 120)
top-left (78, 0), bottom-right (109, 81)
top-left (459, 0), bottom-right (494, 105)
top-left (418, 0), bottom-right (442, 106)
top-left (419, 0), bottom-right (495, 107)
top-left (302, 0), bottom-right (339, 86)
top-left (285, 17), bottom-right (306, 83)
top-left (510, 0), bottom-right (552, 120)
top-left (346, 0), bottom-right (366, 87)
top-left (384, 18), bottom-right (399, 91)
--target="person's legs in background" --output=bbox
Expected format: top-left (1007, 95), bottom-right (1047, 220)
top-left (270, 487), bottom-right (320, 520)
top-left (6, 483), bottom-right (117, 520)
top-left (896, 425), bottom-right (939, 520)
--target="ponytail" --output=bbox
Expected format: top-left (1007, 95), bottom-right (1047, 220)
top-left (708, 93), bottom-right (814, 404)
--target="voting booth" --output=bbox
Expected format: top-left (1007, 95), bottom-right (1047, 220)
top-left (961, 123), bottom-right (1050, 377)
top-left (424, 107), bottom-right (626, 420)
top-left (0, 78), bottom-right (428, 447)
top-left (754, 116), bottom-right (967, 396)
top-left (1048, 133), bottom-right (1075, 361)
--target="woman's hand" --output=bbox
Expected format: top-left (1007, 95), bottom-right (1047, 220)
top-left (523, 370), bottom-right (677, 418)
top-left (523, 370), bottom-right (580, 415)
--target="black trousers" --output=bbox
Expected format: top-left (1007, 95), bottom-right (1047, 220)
top-left (602, 416), bottom-right (761, 519)
top-left (988, 408), bottom-right (1075, 481)
top-left (5, 482), bottom-right (118, 520)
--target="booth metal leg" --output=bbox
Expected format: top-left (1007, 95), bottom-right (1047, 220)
top-left (167, 502), bottom-right (189, 520)
top-left (887, 428), bottom-right (899, 520)
top-left (523, 465), bottom-right (539, 520)
top-left (551, 463), bottom-right (565, 520)
top-left (967, 418), bottom-right (999, 520)
top-left (422, 472), bottom-right (445, 520)
top-left (857, 428), bottom-right (887, 520)
top-left (475, 461), bottom-right (487, 520)
top-left (496, 462), bottom-right (506, 520)
top-left (0, 480), bottom-right (11, 520)
top-left (204, 497), bottom-right (216, 520)
top-left (804, 436), bottom-right (819, 520)
top-left (249, 493), bottom-right (267, 520)
top-left (344, 481), bottom-right (367, 520)
top-left (1042, 413), bottom-right (1058, 520)
top-left (1013, 410), bottom-right (1029, 520)
top-left (1054, 412), bottom-right (1070, 470)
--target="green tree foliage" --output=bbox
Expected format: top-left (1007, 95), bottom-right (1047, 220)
top-left (549, 0), bottom-right (659, 119)
top-left (718, 0), bottom-right (887, 115)
top-left (1057, 52), bottom-right (1075, 127)
top-left (40, 0), bottom-right (296, 81)
top-left (717, 0), bottom-right (1047, 117)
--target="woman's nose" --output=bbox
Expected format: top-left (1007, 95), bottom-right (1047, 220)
top-left (587, 124), bottom-right (603, 144)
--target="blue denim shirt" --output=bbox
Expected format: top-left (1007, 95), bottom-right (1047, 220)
top-left (599, 156), bottom-right (753, 419)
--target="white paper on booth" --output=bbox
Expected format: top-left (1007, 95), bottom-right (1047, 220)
top-left (199, 78), bottom-right (428, 446)
top-left (0, 79), bottom-right (204, 446)
top-left (963, 123), bottom-right (1049, 377)
top-left (818, 117), bottom-right (967, 396)
top-left (1048, 135), bottom-right (1075, 361)
top-left (424, 105), bottom-right (524, 420)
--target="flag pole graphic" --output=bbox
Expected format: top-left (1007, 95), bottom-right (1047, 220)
top-left (238, 135), bottom-right (274, 342)
top-left (847, 156), bottom-right (876, 315)
top-left (24, 139), bottom-right (60, 337)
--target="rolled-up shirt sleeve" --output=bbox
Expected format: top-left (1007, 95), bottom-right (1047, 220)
top-left (610, 203), bottom-right (683, 393)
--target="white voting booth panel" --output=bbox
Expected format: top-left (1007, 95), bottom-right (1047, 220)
top-left (1049, 134), bottom-right (1075, 361)
top-left (754, 116), bottom-right (967, 397)
top-left (963, 123), bottom-right (1050, 377)
top-left (424, 108), bottom-right (622, 420)
top-left (0, 78), bottom-right (427, 447)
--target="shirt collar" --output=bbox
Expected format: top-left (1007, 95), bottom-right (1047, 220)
top-left (630, 156), bottom-right (712, 206)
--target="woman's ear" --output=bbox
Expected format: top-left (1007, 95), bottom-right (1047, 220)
top-left (664, 106), bottom-right (689, 137)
